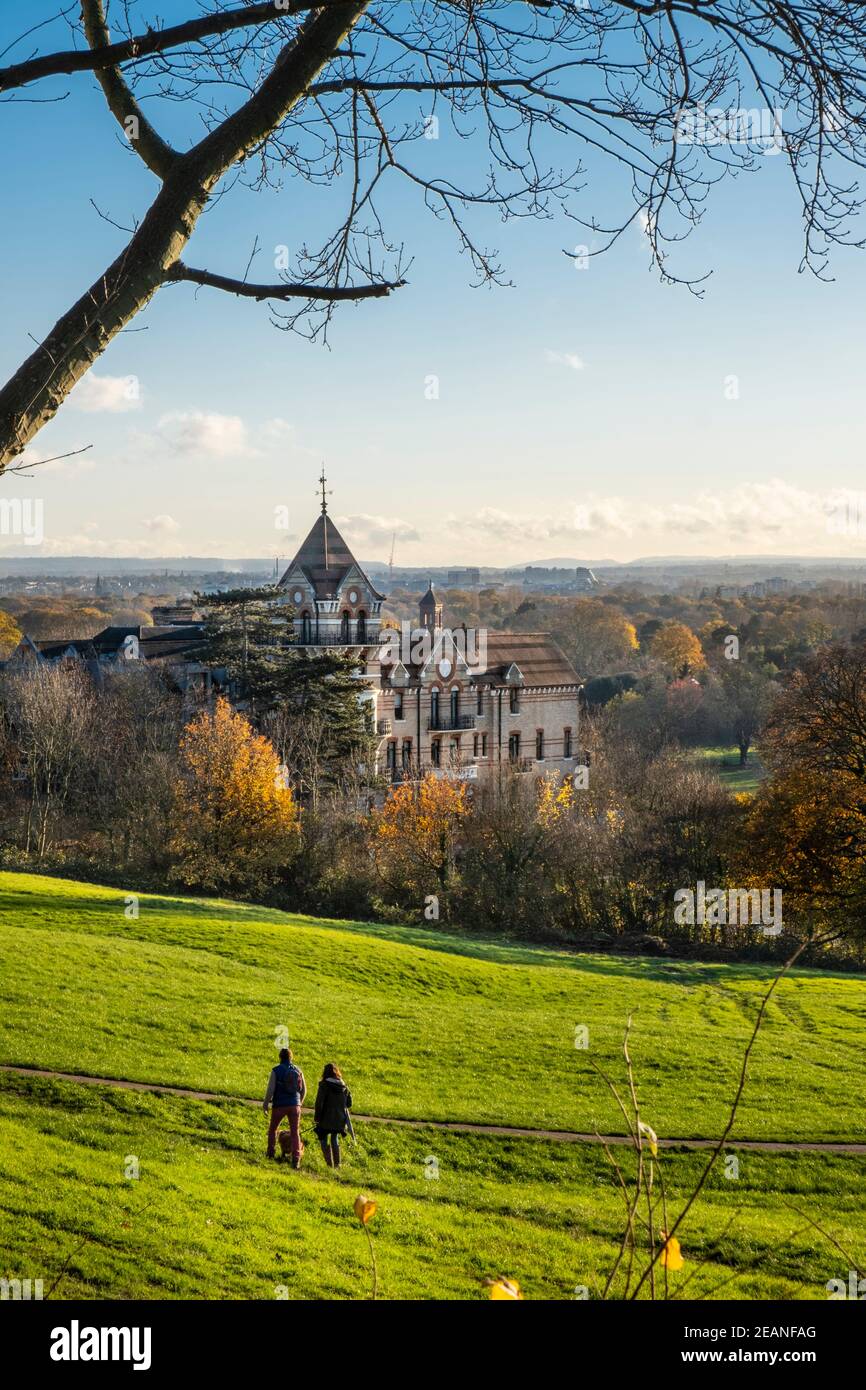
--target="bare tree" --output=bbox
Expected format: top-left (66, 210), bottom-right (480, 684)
top-left (2, 1), bottom-right (866, 470)
top-left (0, 663), bottom-right (97, 859)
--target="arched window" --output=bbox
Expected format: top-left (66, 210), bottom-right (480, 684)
top-left (450, 687), bottom-right (459, 727)
top-left (357, 610), bottom-right (367, 643)
top-left (340, 610), bottom-right (350, 642)
top-left (301, 613), bottom-right (312, 644)
top-left (430, 688), bottom-right (440, 729)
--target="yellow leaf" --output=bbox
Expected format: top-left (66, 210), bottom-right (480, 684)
top-left (354, 1194), bottom-right (377, 1226)
top-left (659, 1234), bottom-right (684, 1271)
top-left (638, 1121), bottom-right (659, 1157)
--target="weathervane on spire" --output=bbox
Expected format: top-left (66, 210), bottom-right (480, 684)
top-left (317, 466), bottom-right (332, 516)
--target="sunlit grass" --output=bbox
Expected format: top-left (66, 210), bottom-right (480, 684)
top-left (0, 872), bottom-right (863, 1142)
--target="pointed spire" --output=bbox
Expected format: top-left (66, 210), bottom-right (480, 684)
top-left (318, 465), bottom-right (332, 515)
top-left (317, 466), bottom-right (332, 567)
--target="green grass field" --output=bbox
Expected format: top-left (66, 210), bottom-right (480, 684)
top-left (1, 1073), bottom-right (862, 1301)
top-left (1, 871), bottom-right (864, 1300)
top-left (694, 744), bottom-right (766, 793)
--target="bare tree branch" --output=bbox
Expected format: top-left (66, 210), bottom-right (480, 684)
top-left (2, 1), bottom-right (866, 471)
top-left (165, 259), bottom-right (404, 300)
top-left (0, 1), bottom-right (317, 94)
top-left (80, 0), bottom-right (177, 178)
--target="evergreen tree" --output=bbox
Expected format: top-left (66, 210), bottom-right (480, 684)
top-left (197, 588), bottom-right (376, 797)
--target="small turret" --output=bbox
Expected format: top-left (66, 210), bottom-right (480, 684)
top-left (419, 580), bottom-right (443, 633)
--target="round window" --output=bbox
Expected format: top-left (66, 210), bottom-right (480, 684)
top-left (348, 589), bottom-right (358, 604)
top-left (439, 658), bottom-right (452, 678)
top-left (292, 590), bottom-right (303, 604)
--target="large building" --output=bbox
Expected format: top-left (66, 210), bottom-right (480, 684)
top-left (7, 477), bottom-right (583, 783)
top-left (277, 483), bottom-right (582, 781)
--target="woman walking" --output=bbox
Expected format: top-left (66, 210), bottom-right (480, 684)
top-left (314, 1063), bottom-right (353, 1169)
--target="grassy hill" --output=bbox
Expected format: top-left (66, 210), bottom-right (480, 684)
top-left (1, 871), bottom-right (864, 1300)
top-left (0, 872), bottom-right (862, 1141)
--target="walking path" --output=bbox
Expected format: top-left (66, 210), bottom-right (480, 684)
top-left (2, 1063), bottom-right (864, 1153)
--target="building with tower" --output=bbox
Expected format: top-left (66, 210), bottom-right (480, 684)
top-left (277, 477), bottom-right (583, 782)
top-left (7, 472), bottom-right (583, 785)
top-left (277, 470), bottom-right (386, 649)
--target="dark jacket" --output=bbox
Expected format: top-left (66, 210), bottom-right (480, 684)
top-left (271, 1061), bottom-right (305, 1108)
top-left (314, 1077), bottom-right (353, 1134)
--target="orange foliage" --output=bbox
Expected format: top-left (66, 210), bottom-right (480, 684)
top-left (170, 697), bottom-right (299, 892)
top-left (372, 773), bottom-right (470, 908)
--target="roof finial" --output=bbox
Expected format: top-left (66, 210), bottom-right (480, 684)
top-left (318, 465), bottom-right (332, 516)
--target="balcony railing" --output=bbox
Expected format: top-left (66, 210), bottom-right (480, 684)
top-left (293, 630), bottom-right (377, 647)
top-left (387, 762), bottom-right (480, 783)
top-left (427, 713), bottom-right (477, 732)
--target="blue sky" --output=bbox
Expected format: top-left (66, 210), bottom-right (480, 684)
top-left (2, 1), bottom-right (866, 566)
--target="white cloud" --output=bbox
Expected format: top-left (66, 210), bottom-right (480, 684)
top-left (336, 513), bottom-right (421, 548)
top-left (444, 479), bottom-right (864, 557)
top-left (141, 514), bottom-right (180, 533)
top-left (69, 373), bottom-right (142, 414)
top-left (258, 417), bottom-right (295, 444)
top-left (157, 410), bottom-right (250, 458)
top-left (545, 350), bottom-right (585, 372)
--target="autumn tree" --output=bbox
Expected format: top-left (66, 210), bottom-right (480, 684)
top-left (532, 598), bottom-right (639, 677)
top-left (170, 696), bottom-right (299, 894)
top-left (738, 764), bottom-right (865, 938)
top-left (459, 771), bottom-right (557, 935)
top-left (84, 666), bottom-right (185, 869)
top-left (0, 610), bottom-right (22, 659)
top-left (741, 641), bottom-right (866, 939)
top-left (649, 622), bottom-right (706, 678)
top-left (3, 2), bottom-right (866, 469)
top-left (371, 773), bottom-right (470, 919)
top-left (707, 664), bottom-right (775, 766)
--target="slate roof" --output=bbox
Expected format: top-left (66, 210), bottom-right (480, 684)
top-left (380, 630), bottom-right (581, 688)
top-left (279, 512), bottom-right (385, 602)
top-left (476, 632), bottom-right (581, 687)
top-left (138, 625), bottom-right (208, 660)
top-left (33, 638), bottom-right (98, 659)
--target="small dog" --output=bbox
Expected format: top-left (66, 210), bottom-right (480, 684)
top-left (278, 1131), bottom-right (305, 1166)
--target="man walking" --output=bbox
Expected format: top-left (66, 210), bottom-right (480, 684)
top-left (263, 1047), bottom-right (307, 1168)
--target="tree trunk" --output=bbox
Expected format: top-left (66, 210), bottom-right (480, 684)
top-left (0, 3), bottom-right (367, 471)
